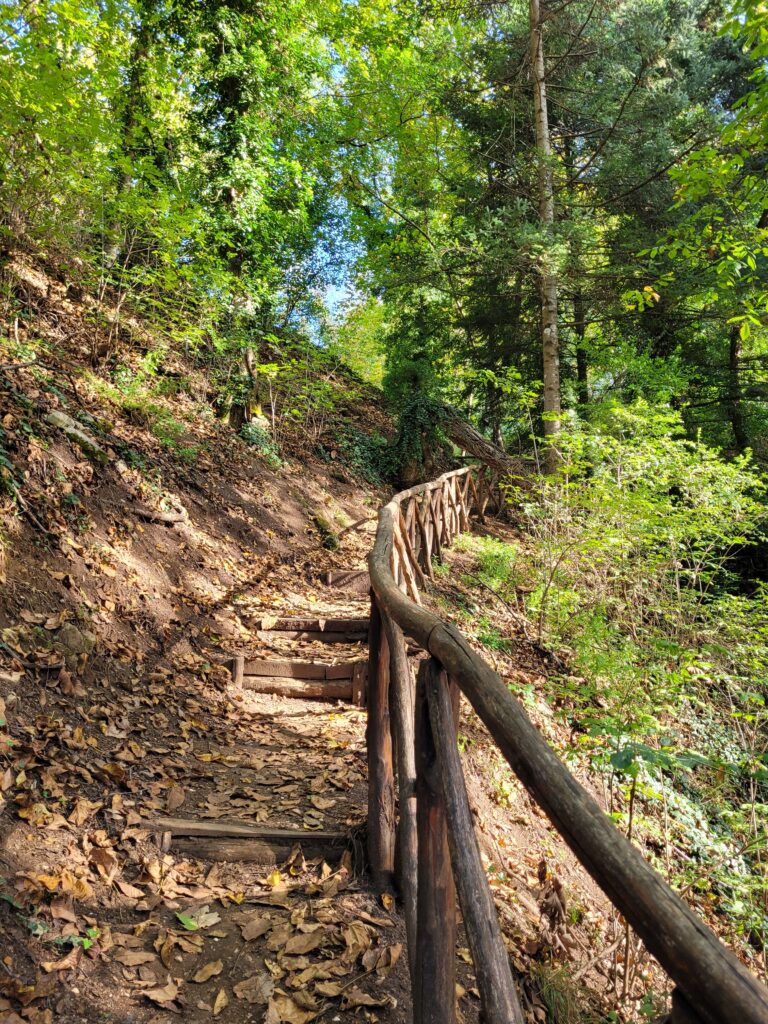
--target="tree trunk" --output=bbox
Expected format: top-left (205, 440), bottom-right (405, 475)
top-left (229, 346), bottom-right (259, 431)
top-left (728, 324), bottom-right (749, 453)
top-left (574, 288), bottom-right (589, 409)
top-left (441, 407), bottom-right (524, 478)
top-left (530, 0), bottom-right (561, 469)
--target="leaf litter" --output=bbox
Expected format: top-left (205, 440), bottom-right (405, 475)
top-left (0, 574), bottom-right (411, 1022)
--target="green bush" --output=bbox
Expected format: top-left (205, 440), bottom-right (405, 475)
top-left (318, 427), bottom-right (389, 485)
top-left (240, 421), bottom-right (282, 469)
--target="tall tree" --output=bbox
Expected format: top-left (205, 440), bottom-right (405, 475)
top-left (529, 0), bottom-right (561, 465)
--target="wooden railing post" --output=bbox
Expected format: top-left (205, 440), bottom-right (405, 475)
top-left (383, 612), bottom-right (418, 986)
top-left (366, 594), bottom-right (395, 891)
top-left (426, 664), bottom-right (525, 1024)
top-left (415, 497), bottom-right (434, 579)
top-left (414, 659), bottom-right (456, 1024)
top-left (670, 989), bottom-right (705, 1024)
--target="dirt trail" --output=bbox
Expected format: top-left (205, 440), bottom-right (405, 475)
top-left (1, 566), bottom-right (418, 1024)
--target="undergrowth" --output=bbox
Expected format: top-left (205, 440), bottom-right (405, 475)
top-left (452, 406), bottom-right (768, 989)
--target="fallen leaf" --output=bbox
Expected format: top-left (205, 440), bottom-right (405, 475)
top-left (166, 786), bottom-right (185, 813)
top-left (49, 899), bottom-right (77, 923)
top-left (192, 960), bottom-right (223, 984)
top-left (114, 950), bottom-right (157, 967)
top-left (115, 879), bottom-right (145, 900)
top-left (233, 972), bottom-right (274, 1005)
top-left (282, 931), bottom-right (325, 956)
top-left (41, 947), bottom-right (81, 973)
top-left (144, 980), bottom-right (179, 1005)
top-left (341, 987), bottom-right (395, 1010)
top-left (35, 875), bottom-right (60, 893)
top-left (240, 915), bottom-right (272, 941)
top-left (309, 796), bottom-right (334, 811)
top-left (176, 906), bottom-right (220, 931)
top-left (212, 988), bottom-right (229, 1016)
top-left (265, 992), bottom-right (318, 1024)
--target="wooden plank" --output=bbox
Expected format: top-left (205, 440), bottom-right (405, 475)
top-left (242, 676), bottom-right (352, 700)
top-left (671, 989), bottom-right (705, 1024)
top-left (243, 660), bottom-right (327, 680)
top-left (148, 817), bottom-right (346, 841)
top-left (467, 472), bottom-right (483, 521)
top-left (456, 475), bottom-right (471, 531)
top-left (323, 569), bottom-right (371, 594)
top-left (231, 655), bottom-right (244, 689)
top-left (255, 629), bottom-right (367, 643)
top-left (399, 509), bottom-right (427, 592)
top-left (394, 524), bottom-right (422, 606)
top-left (428, 492), bottom-right (444, 562)
top-left (325, 662), bottom-right (359, 680)
top-left (352, 660), bottom-right (367, 707)
top-left (426, 664), bottom-right (524, 1024)
top-left (171, 836), bottom-right (349, 864)
top-left (366, 596), bottom-right (396, 891)
top-left (242, 661), bottom-right (358, 681)
top-left (252, 617), bottom-right (369, 633)
top-left (382, 612), bottom-right (418, 988)
top-left (414, 659), bottom-right (456, 1024)
top-left (414, 498), bottom-right (434, 579)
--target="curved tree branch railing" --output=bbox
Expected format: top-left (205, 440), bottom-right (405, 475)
top-left (367, 465), bottom-right (768, 1024)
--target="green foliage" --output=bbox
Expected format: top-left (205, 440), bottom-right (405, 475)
top-left (0, 429), bottom-right (18, 497)
top-left (89, 366), bottom-right (198, 463)
top-left (505, 406), bottom-right (767, 950)
top-left (387, 394), bottom-right (450, 480)
top-left (529, 963), bottom-right (591, 1024)
top-left (319, 426), bottom-right (389, 485)
top-left (330, 296), bottom-right (386, 385)
top-left (312, 514), bottom-right (339, 550)
top-left (240, 422), bottom-right (282, 470)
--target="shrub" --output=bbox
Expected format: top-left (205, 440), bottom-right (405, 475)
top-left (240, 421), bottom-right (282, 469)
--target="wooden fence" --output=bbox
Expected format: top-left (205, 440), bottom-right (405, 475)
top-left (366, 465), bottom-right (768, 1024)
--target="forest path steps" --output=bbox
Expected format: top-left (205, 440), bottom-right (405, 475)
top-left (230, 614), bottom-right (370, 703)
top-left (113, 575), bottom-right (413, 1024)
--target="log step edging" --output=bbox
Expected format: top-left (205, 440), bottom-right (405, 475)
top-left (323, 570), bottom-right (371, 594)
top-left (147, 817), bottom-right (354, 865)
top-left (250, 616), bottom-right (369, 633)
top-left (229, 656), bottom-right (367, 705)
top-left (242, 676), bottom-right (352, 701)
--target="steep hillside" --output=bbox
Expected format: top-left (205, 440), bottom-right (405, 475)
top-left (0, 258), bottom-right (412, 1024)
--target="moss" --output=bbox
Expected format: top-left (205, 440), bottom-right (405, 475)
top-left (312, 514), bottom-right (339, 550)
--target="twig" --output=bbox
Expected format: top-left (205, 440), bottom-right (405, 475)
top-left (571, 933), bottom-right (624, 982)
top-left (13, 488), bottom-right (56, 538)
top-left (335, 964), bottom-right (378, 994)
top-left (0, 360), bottom-right (38, 371)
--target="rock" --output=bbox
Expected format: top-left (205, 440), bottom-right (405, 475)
top-left (55, 623), bottom-right (95, 668)
top-left (45, 410), bottom-right (109, 465)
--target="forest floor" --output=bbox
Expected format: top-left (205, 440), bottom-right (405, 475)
top-left (0, 256), bottom-right (670, 1024)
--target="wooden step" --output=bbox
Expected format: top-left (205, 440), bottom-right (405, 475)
top-left (243, 676), bottom-right (352, 701)
top-left (251, 616), bottom-right (369, 633)
top-left (230, 657), bottom-right (367, 705)
top-left (323, 569), bottom-right (370, 594)
top-left (242, 659), bottom-right (363, 680)
top-left (148, 816), bottom-right (352, 865)
top-left (250, 616), bottom-right (369, 644)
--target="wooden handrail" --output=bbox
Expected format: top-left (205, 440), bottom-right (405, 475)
top-left (367, 465), bottom-right (768, 1024)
